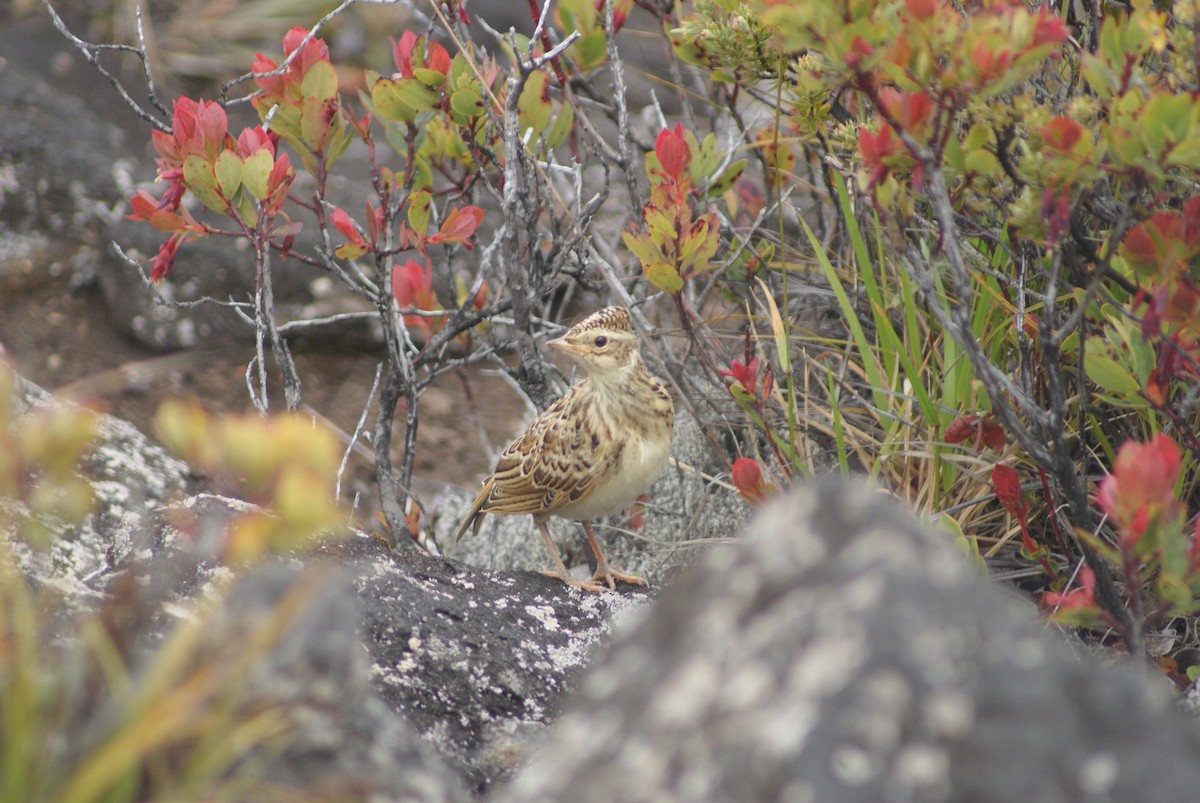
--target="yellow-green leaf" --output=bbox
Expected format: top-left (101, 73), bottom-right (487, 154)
top-left (622, 230), bottom-right (667, 268)
top-left (214, 150), bottom-right (243, 199)
top-left (301, 98), bottom-right (333, 153)
top-left (645, 262), bottom-right (684, 294)
top-left (242, 149), bottom-right (273, 201)
top-left (450, 86), bottom-right (484, 121)
top-left (407, 190), bottom-right (432, 235)
top-left (301, 59), bottom-right (338, 103)
top-left (413, 67), bottom-right (447, 88)
top-left (335, 242), bottom-right (368, 260)
top-left (1083, 352), bottom-right (1140, 396)
top-left (518, 70), bottom-right (552, 132)
top-left (183, 154), bottom-right (226, 213)
top-left (545, 101), bottom-right (574, 147)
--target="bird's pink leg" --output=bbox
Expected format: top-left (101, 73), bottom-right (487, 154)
top-left (536, 519), bottom-right (604, 592)
top-left (581, 521), bottom-right (647, 589)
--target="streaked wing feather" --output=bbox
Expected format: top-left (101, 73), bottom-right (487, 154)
top-left (472, 385), bottom-right (609, 517)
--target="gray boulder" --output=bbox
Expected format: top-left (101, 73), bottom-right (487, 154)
top-left (501, 480), bottom-right (1200, 803)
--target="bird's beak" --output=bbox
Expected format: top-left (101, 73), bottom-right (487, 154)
top-left (546, 335), bottom-right (571, 353)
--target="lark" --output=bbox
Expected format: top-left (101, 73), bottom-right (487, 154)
top-left (454, 306), bottom-right (674, 592)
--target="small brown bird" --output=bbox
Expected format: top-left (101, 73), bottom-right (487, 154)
top-left (454, 306), bottom-right (674, 591)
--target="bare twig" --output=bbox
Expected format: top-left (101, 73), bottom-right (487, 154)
top-left (43, 0), bottom-right (170, 130)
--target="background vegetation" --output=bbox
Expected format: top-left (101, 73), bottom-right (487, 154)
top-left (5, 0), bottom-right (1200, 797)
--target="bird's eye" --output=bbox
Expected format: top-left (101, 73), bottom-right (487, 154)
top-left (594, 335), bottom-right (608, 347)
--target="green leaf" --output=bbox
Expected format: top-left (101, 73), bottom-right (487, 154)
top-left (327, 125), bottom-right (354, 170)
top-left (407, 190), bottom-right (431, 235)
top-left (411, 154), bottom-right (434, 192)
top-left (645, 207), bottom-right (677, 243)
top-left (518, 70), bottom-right (552, 132)
top-left (267, 105), bottom-right (302, 145)
top-left (622, 230), bottom-right (667, 268)
top-left (372, 78), bottom-right (411, 123)
top-left (693, 133), bottom-right (720, 183)
top-left (545, 101), bottom-right (574, 148)
top-left (679, 214), bottom-right (719, 276)
top-left (413, 67), bottom-right (447, 88)
top-left (964, 149), bottom-right (1000, 177)
top-left (708, 158), bottom-right (746, 196)
top-left (214, 150), bottom-right (243, 199)
top-left (242, 149), bottom-right (273, 201)
top-left (644, 262), bottom-right (684, 294)
top-left (183, 154), bottom-right (226, 213)
top-left (301, 59), bottom-right (338, 102)
top-left (371, 78), bottom-right (437, 124)
top-left (572, 30), bottom-right (607, 72)
top-left (1083, 352), bottom-right (1141, 396)
top-left (234, 193), bottom-right (258, 226)
top-left (301, 98), bottom-right (333, 153)
top-left (450, 86), bottom-right (484, 121)
top-left (1142, 93), bottom-right (1193, 153)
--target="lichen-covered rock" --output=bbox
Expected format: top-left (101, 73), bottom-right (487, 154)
top-left (212, 561), bottom-right (468, 802)
top-left (6, 371), bottom-right (191, 603)
top-left (334, 535), bottom-right (651, 792)
top-left (500, 480), bottom-right (1200, 803)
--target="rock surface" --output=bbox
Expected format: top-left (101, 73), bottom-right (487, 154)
top-left (500, 480), bottom-right (1200, 803)
top-left (336, 536), bottom-right (650, 791)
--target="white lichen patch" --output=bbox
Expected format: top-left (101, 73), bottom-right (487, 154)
top-left (523, 604), bottom-right (560, 632)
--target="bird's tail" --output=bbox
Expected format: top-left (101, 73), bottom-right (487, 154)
top-left (453, 493), bottom-right (487, 544)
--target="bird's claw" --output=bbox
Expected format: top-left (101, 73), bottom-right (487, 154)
top-left (590, 566), bottom-right (648, 590)
top-left (542, 570), bottom-right (605, 593)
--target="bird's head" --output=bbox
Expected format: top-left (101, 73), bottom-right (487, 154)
top-left (547, 306), bottom-right (641, 386)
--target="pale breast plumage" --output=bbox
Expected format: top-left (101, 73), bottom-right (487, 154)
top-left (453, 306), bottom-right (674, 592)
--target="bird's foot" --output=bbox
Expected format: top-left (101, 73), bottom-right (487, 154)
top-left (542, 569), bottom-right (605, 593)
top-left (590, 565), bottom-right (648, 590)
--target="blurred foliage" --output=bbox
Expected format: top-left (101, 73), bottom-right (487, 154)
top-left (1, 362), bottom-right (351, 800)
top-left (0, 364), bottom-right (97, 547)
top-left (154, 399), bottom-right (348, 564)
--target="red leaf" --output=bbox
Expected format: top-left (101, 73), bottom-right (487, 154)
top-left (237, 126), bottom-right (275, 158)
top-left (1097, 434), bottom-right (1181, 542)
top-left (978, 420), bottom-right (1006, 452)
top-left (731, 457), bottom-right (768, 504)
top-left (428, 206), bottom-right (484, 248)
top-left (1040, 117), bottom-right (1083, 154)
top-left (330, 207), bottom-right (365, 245)
top-left (878, 88), bottom-right (933, 134)
top-left (426, 41), bottom-right (451, 75)
top-left (391, 259), bottom-right (440, 331)
top-left (718, 357), bottom-right (759, 397)
top-left (904, 0), bottom-right (938, 21)
top-left (944, 415), bottom-right (980, 444)
top-left (252, 53), bottom-right (285, 98)
top-left (392, 31), bottom-right (418, 78)
top-left (992, 464), bottom-right (1024, 516)
top-left (844, 35), bottom-right (875, 70)
top-left (655, 123), bottom-right (691, 181)
top-left (150, 237), bottom-right (181, 283)
top-left (1042, 566), bottom-right (1096, 610)
top-left (1030, 7), bottom-right (1069, 49)
top-left (858, 125), bottom-right (896, 169)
